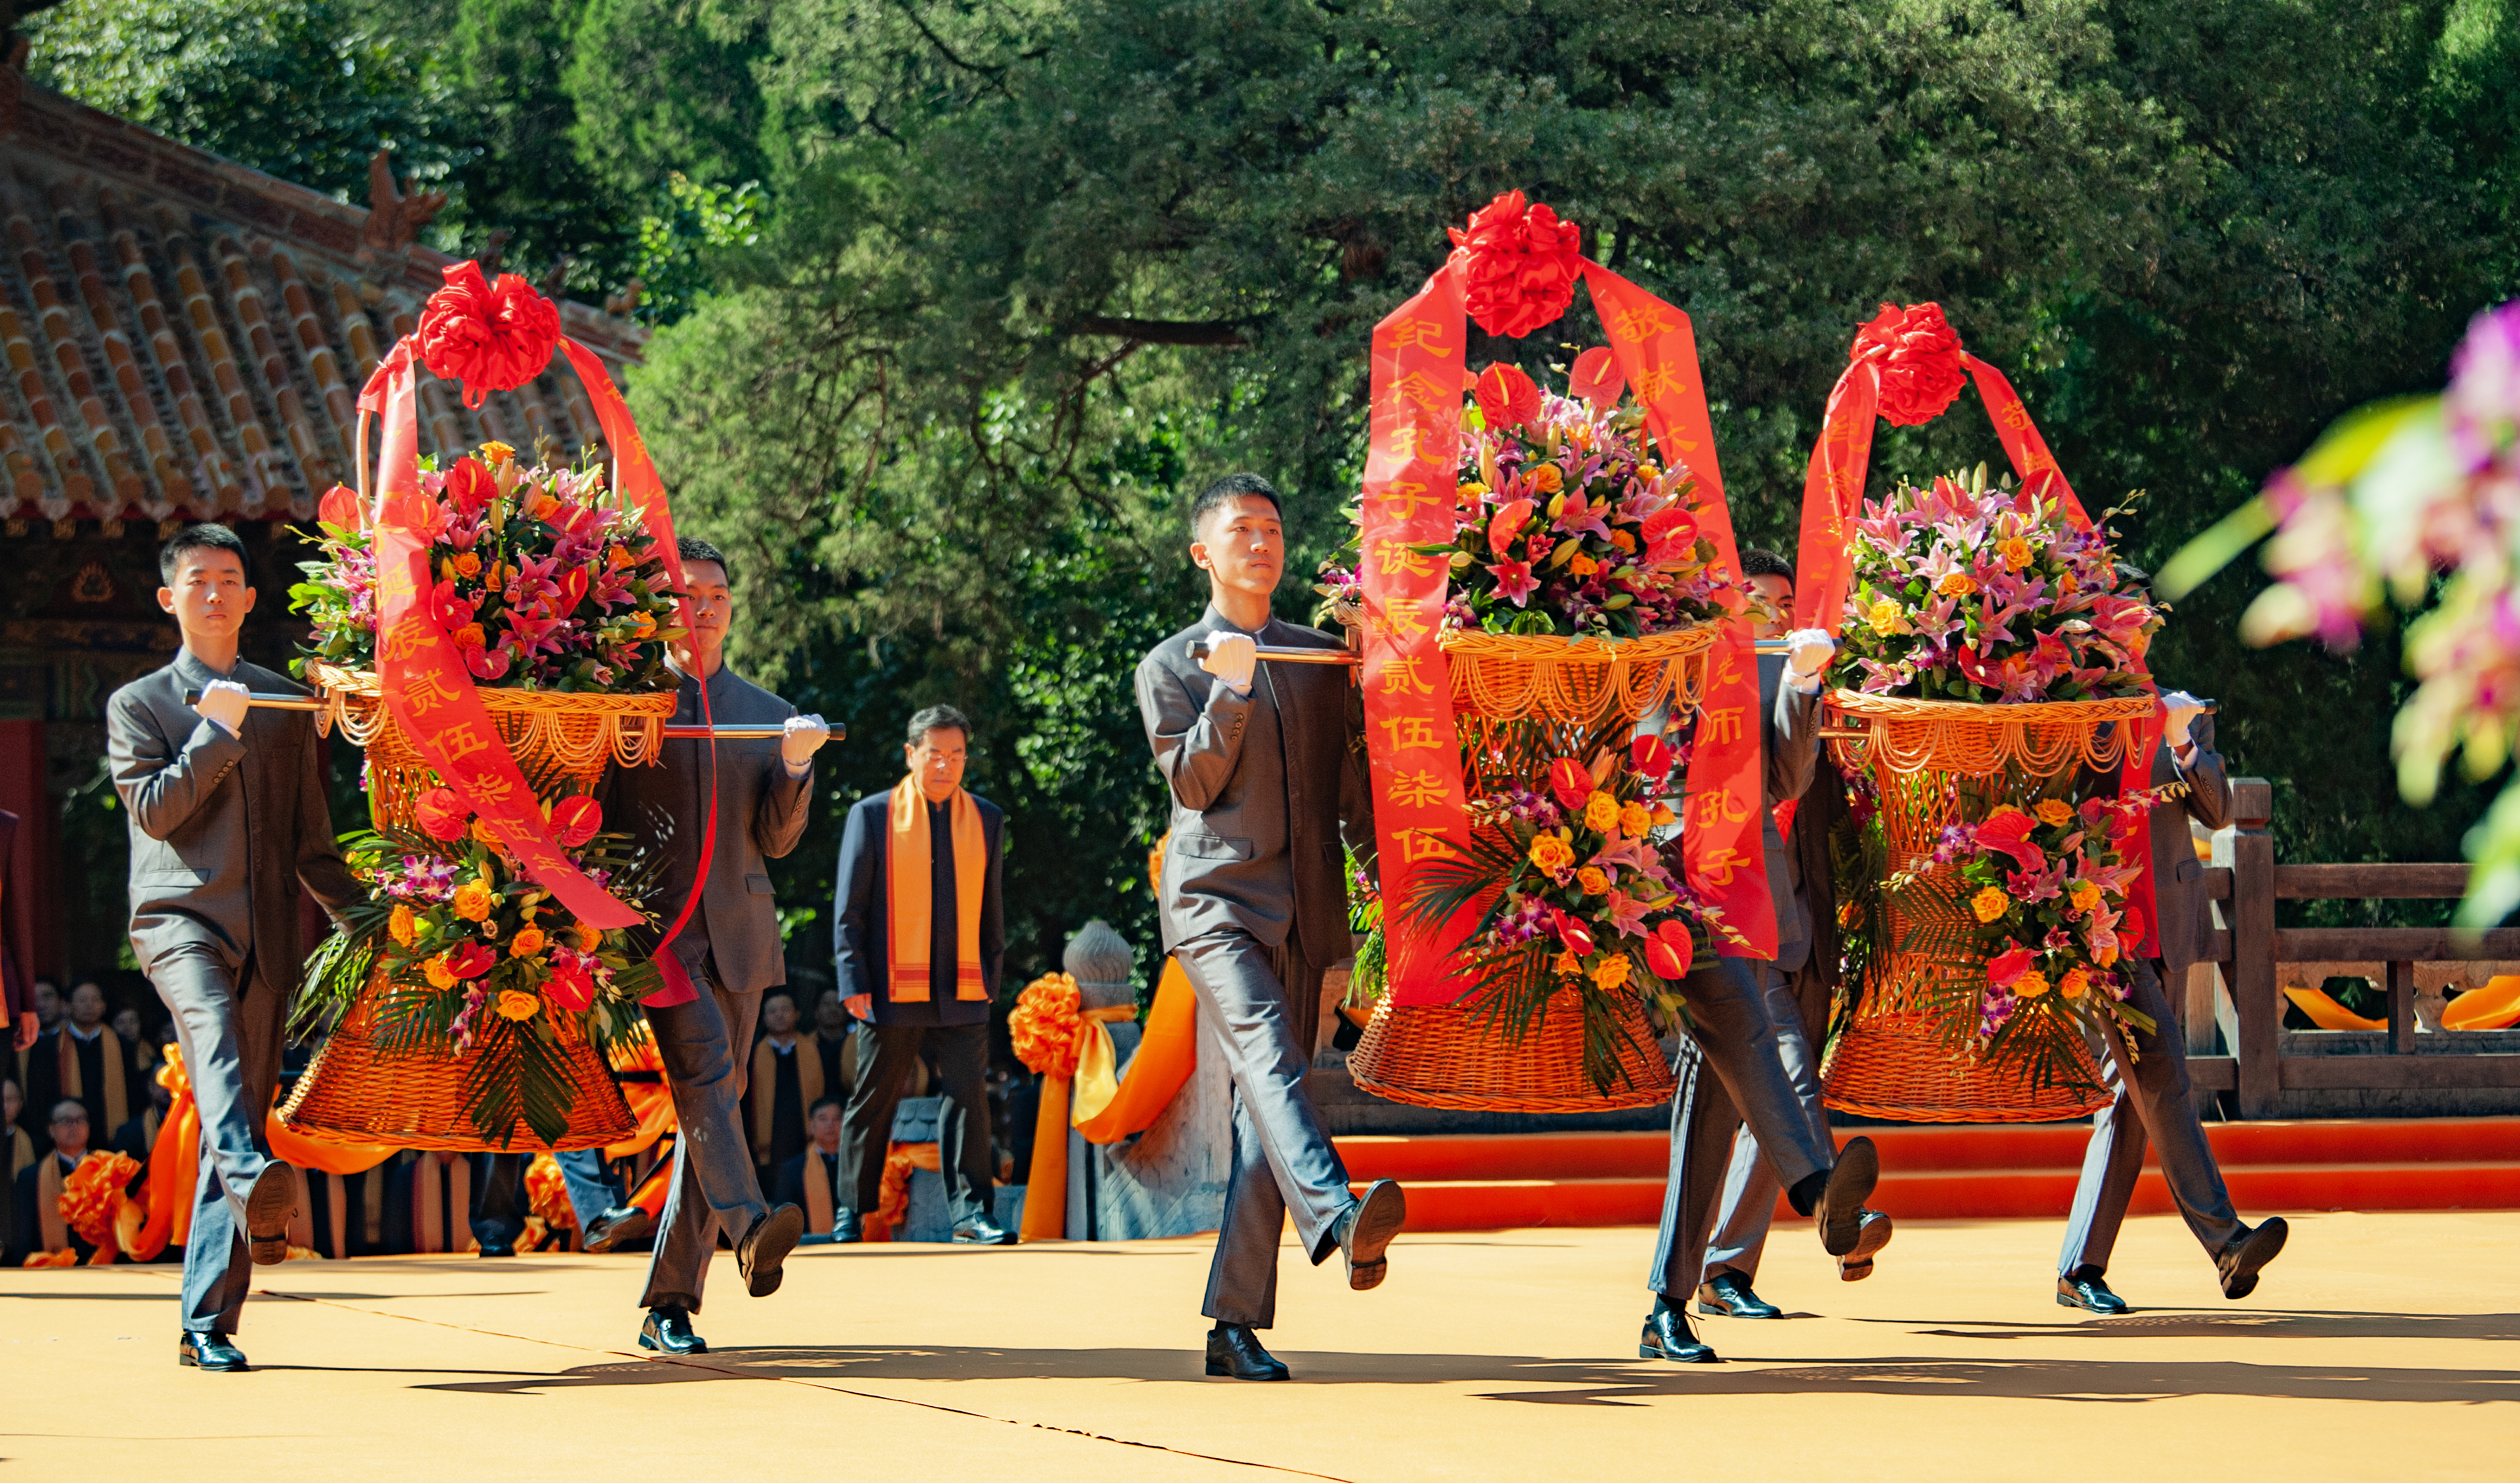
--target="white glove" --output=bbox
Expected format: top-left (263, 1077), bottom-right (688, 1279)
top-left (1200, 631), bottom-right (1258, 695)
top-left (1783, 627), bottom-right (1836, 691)
top-left (196, 679), bottom-right (250, 736)
top-left (2161, 691), bottom-right (2205, 752)
top-left (781, 714), bottom-right (830, 772)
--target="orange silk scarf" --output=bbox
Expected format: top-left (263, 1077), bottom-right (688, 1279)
top-left (883, 776), bottom-right (986, 1003)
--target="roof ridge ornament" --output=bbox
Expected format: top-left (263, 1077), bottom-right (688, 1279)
top-left (359, 148), bottom-right (445, 256)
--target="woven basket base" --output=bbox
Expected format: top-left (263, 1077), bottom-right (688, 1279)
top-left (1820, 1012), bottom-right (2111, 1124)
top-left (281, 972), bottom-right (636, 1152)
top-left (1348, 992), bottom-right (1674, 1113)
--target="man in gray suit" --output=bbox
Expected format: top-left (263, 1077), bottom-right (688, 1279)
top-left (1641, 624), bottom-right (1886, 1364)
top-left (1135, 472), bottom-right (1403, 1383)
top-left (1693, 552), bottom-right (1891, 1322)
top-left (600, 536), bottom-right (825, 1355)
top-left (107, 523), bottom-right (362, 1372)
top-left (2056, 693), bottom-right (2287, 1312)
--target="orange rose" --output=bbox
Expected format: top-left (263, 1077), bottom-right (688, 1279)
top-left (452, 879), bottom-right (494, 922)
top-left (1589, 953), bottom-right (1631, 990)
top-left (1937, 572), bottom-right (1977, 598)
top-left (425, 956), bottom-right (458, 990)
top-left (1529, 464), bottom-right (1564, 494)
top-left (1528, 835), bottom-right (1576, 873)
top-left (1576, 866), bottom-right (1609, 897)
top-left (1551, 950), bottom-right (1582, 978)
top-left (479, 441), bottom-right (516, 466)
top-left (495, 990), bottom-right (540, 1022)
top-left (631, 613), bottom-right (657, 639)
top-left (607, 544), bottom-right (634, 570)
top-left (2000, 536), bottom-right (2034, 570)
top-left (509, 926), bottom-right (548, 958)
top-left (571, 923), bottom-right (605, 952)
top-left (451, 551), bottom-right (482, 579)
top-left (453, 622), bottom-right (487, 649)
top-left (389, 904), bottom-right (419, 948)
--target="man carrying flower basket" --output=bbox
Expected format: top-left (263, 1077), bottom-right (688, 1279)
top-left (600, 537), bottom-right (830, 1356)
top-left (1136, 473), bottom-right (1405, 1384)
top-left (108, 524), bottom-right (364, 1372)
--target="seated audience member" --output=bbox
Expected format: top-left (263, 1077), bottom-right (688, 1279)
top-left (30, 981), bottom-right (147, 1146)
top-left (112, 1077), bottom-right (174, 1161)
top-left (0, 1079), bottom-right (30, 1260)
top-left (12, 1102), bottom-right (99, 1264)
top-left (112, 1007), bottom-right (162, 1080)
top-left (12, 978), bottom-right (60, 1139)
top-left (774, 1097), bottom-right (847, 1234)
top-left (747, 991), bottom-right (819, 1176)
top-left (809, 988), bottom-right (855, 1102)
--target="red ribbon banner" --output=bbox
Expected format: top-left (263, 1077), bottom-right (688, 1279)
top-left (1787, 314), bottom-right (2160, 959)
top-left (1362, 259), bottom-right (1778, 1007)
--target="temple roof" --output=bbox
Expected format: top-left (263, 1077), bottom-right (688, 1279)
top-left (0, 68), bottom-right (648, 531)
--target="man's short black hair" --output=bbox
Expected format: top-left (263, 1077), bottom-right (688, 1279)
top-left (679, 535), bottom-right (734, 588)
top-left (1191, 472), bottom-right (1283, 536)
top-left (1740, 548), bottom-right (1796, 583)
top-left (809, 1096), bottom-right (843, 1118)
top-left (907, 704), bottom-right (972, 746)
top-left (160, 521), bottom-right (250, 586)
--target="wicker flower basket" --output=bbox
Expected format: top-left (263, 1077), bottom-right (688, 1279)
top-left (1345, 622), bottom-right (1719, 1113)
top-left (279, 962), bottom-right (636, 1151)
top-left (1818, 689), bottom-right (2155, 1122)
top-left (305, 662), bottom-right (678, 833)
top-left (282, 664), bottom-right (674, 1151)
top-left (1347, 987), bottom-right (1674, 1112)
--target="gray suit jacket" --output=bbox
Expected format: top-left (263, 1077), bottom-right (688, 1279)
top-left (600, 664), bottom-right (812, 996)
top-left (107, 651), bottom-right (360, 1094)
top-left (1756, 653), bottom-right (1824, 973)
top-left (1136, 606), bottom-right (1371, 962)
top-left (2149, 714), bottom-right (2232, 980)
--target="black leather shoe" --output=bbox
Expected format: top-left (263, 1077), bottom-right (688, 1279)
top-left (477, 1239), bottom-right (517, 1257)
top-left (1639, 1296), bottom-right (1719, 1362)
top-left (581, 1205), bottom-right (655, 1254)
top-left (638, 1307), bottom-right (708, 1356)
top-left (2216, 1217), bottom-right (2288, 1300)
top-left (1816, 1137), bottom-right (1879, 1257)
top-left (2058, 1272), bottom-right (2130, 1314)
top-left (245, 1162), bottom-right (298, 1266)
top-left (737, 1204), bottom-right (806, 1298)
top-left (952, 1213), bottom-right (1015, 1246)
top-left (1205, 1322), bottom-right (1290, 1381)
top-left (178, 1331), bottom-right (247, 1372)
top-left (1838, 1209), bottom-right (1894, 1281)
top-left (1332, 1178), bottom-right (1406, 1291)
top-left (831, 1208), bottom-right (863, 1244)
top-left (1695, 1272), bottom-right (1780, 1319)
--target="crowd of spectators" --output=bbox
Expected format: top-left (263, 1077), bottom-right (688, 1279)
top-left (6, 975), bottom-right (1027, 1265)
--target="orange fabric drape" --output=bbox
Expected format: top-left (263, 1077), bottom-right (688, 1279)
top-left (867, 1141), bottom-right (941, 1240)
top-left (1018, 965), bottom-right (1203, 1242)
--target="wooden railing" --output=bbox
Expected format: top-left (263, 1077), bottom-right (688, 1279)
top-left (2191, 778), bottom-right (2520, 1116)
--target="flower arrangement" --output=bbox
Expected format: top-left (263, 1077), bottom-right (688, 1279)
top-left (289, 441), bottom-right (687, 691)
top-left (1317, 364), bottom-right (1734, 640)
top-left (1008, 972), bottom-right (1085, 1080)
top-left (2166, 300), bottom-right (2520, 925)
top-left (296, 789), bottom-right (667, 1146)
top-left (1829, 469), bottom-right (2163, 702)
top-left (1396, 733), bottom-right (1746, 1093)
top-left (62, 1151), bottom-right (143, 1259)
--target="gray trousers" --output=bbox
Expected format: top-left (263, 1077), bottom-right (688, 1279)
top-left (1648, 956), bottom-right (1834, 1303)
top-left (554, 1148), bottom-right (616, 1233)
top-left (640, 971), bottom-right (768, 1312)
top-left (2059, 956), bottom-right (2245, 1276)
top-left (1704, 961), bottom-right (1835, 1285)
top-left (843, 1019), bottom-right (994, 1223)
top-left (152, 945), bottom-right (268, 1334)
top-left (1177, 929), bottom-right (1352, 1330)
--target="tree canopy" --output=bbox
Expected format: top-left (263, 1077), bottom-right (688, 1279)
top-left (33, 0), bottom-right (2520, 982)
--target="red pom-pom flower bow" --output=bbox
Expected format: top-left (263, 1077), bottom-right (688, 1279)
top-left (416, 261), bottom-right (562, 407)
top-left (1448, 190), bottom-right (1584, 339)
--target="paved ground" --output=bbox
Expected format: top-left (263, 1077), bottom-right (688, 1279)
top-left (4, 1211), bottom-right (2513, 1480)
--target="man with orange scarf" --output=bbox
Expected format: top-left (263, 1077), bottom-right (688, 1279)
top-left (107, 524), bottom-right (362, 1370)
top-left (600, 537), bottom-right (826, 1355)
top-left (832, 704), bottom-right (1011, 1246)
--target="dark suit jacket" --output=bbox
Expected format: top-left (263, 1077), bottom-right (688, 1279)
top-left (2151, 714), bottom-right (2232, 980)
top-left (11, 1153), bottom-right (97, 1264)
top-left (1136, 605), bottom-right (1371, 961)
top-left (107, 650), bottom-right (359, 1116)
top-left (600, 665), bottom-right (812, 996)
top-left (1754, 654), bottom-right (1825, 974)
top-left (831, 790), bottom-right (1006, 1026)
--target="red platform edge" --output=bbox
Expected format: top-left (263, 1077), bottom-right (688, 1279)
top-left (1336, 1118), bottom-right (2520, 1230)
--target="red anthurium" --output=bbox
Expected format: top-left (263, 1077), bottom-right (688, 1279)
top-left (1630, 734), bottom-right (1676, 780)
top-left (1644, 932), bottom-right (1687, 980)
top-left (549, 795), bottom-right (602, 849)
top-left (414, 787), bottom-right (471, 842)
top-left (443, 457), bottom-right (497, 513)
top-left (1487, 497), bottom-right (1534, 557)
top-left (445, 942), bottom-right (497, 980)
top-left (1548, 757), bottom-right (1592, 812)
top-left (1973, 807), bottom-right (2047, 873)
top-left (317, 483), bottom-right (361, 530)
top-left (1474, 362), bottom-right (1543, 431)
top-left (557, 564), bottom-right (590, 612)
top-left (381, 489), bottom-right (449, 543)
top-left (543, 954), bottom-right (597, 1011)
top-left (1569, 345), bottom-right (1624, 408)
top-left (1985, 941), bottom-right (2034, 988)
top-left (1548, 907), bottom-right (1596, 958)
